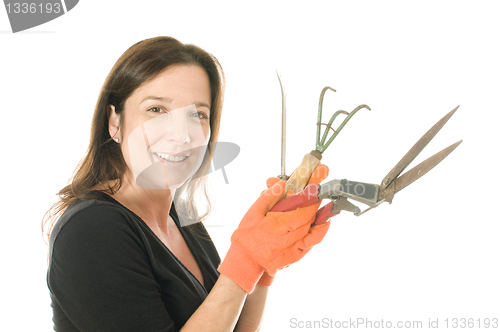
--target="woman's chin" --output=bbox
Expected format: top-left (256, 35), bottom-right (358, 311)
top-left (135, 161), bottom-right (196, 190)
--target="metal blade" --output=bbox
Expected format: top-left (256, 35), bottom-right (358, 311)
top-left (393, 140), bottom-right (462, 195)
top-left (276, 71), bottom-right (288, 180)
top-left (380, 106), bottom-right (460, 191)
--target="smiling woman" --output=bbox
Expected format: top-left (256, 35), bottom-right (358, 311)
top-left (43, 36), bottom-right (331, 332)
top-left (43, 37), bottom-right (223, 234)
top-left (110, 66), bottom-right (212, 193)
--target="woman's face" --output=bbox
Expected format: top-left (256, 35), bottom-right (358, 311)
top-left (110, 65), bottom-right (212, 190)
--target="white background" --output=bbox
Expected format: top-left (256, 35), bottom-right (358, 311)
top-left (1, 1), bottom-right (498, 331)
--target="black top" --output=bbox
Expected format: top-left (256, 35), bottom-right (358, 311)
top-left (47, 192), bottom-right (221, 331)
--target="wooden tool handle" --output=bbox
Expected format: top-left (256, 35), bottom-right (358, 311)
top-left (284, 151), bottom-right (322, 195)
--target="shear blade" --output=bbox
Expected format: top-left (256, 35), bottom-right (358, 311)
top-left (392, 139), bottom-right (462, 195)
top-left (381, 105), bottom-right (460, 191)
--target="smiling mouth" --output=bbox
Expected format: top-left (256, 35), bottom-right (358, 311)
top-left (154, 152), bottom-right (188, 162)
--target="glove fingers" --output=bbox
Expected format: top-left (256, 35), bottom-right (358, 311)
top-left (264, 239), bottom-right (310, 274)
top-left (263, 248), bottom-right (297, 275)
top-left (266, 177), bottom-right (281, 189)
top-left (298, 222), bottom-right (331, 250)
top-left (264, 201), bottom-right (320, 232)
top-left (252, 180), bottom-right (286, 215)
top-left (276, 221), bottom-right (312, 249)
top-left (285, 222), bottom-right (330, 259)
top-left (263, 222), bottom-right (330, 274)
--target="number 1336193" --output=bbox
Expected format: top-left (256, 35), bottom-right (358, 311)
top-left (444, 318), bottom-right (498, 329)
top-left (6, 2), bottom-right (62, 14)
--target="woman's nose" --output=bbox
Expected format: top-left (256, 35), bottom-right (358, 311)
top-left (162, 115), bottom-right (190, 144)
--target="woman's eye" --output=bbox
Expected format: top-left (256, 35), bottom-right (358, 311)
top-left (148, 106), bottom-right (163, 113)
top-left (191, 112), bottom-right (209, 120)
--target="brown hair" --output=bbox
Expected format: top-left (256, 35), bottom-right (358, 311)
top-left (42, 36), bottom-right (224, 241)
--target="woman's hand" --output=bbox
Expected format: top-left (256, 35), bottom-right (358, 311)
top-left (218, 165), bottom-right (331, 293)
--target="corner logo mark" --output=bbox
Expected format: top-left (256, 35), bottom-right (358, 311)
top-left (209, 142), bottom-right (240, 184)
top-left (3, 0), bottom-right (79, 33)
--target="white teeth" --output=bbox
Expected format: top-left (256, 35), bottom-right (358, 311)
top-left (155, 153), bottom-right (187, 162)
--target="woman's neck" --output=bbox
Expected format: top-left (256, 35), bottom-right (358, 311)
top-left (111, 174), bottom-right (176, 234)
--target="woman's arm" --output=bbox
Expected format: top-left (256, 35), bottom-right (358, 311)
top-left (235, 285), bottom-right (269, 332)
top-left (50, 205), bottom-right (264, 332)
top-left (49, 178), bottom-right (327, 331)
top-left (180, 274), bottom-right (247, 332)
top-left (180, 276), bottom-right (268, 332)
top-left (183, 176), bottom-right (329, 331)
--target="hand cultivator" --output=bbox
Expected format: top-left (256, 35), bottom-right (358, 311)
top-left (271, 72), bottom-right (462, 224)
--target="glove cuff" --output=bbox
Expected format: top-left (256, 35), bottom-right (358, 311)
top-left (218, 242), bottom-right (265, 294)
top-left (257, 271), bottom-right (275, 287)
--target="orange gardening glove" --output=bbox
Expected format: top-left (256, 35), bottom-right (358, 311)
top-left (219, 165), bottom-right (331, 293)
top-left (258, 164), bottom-right (330, 287)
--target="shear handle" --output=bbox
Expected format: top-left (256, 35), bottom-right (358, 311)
top-left (270, 184), bottom-right (342, 225)
top-left (271, 183), bottom-right (320, 212)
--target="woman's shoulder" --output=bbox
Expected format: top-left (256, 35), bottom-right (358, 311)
top-left (48, 192), bottom-right (138, 250)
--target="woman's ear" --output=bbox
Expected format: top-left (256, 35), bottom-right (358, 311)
top-left (108, 105), bottom-right (121, 142)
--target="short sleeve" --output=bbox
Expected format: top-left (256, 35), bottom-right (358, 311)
top-left (48, 203), bottom-right (178, 331)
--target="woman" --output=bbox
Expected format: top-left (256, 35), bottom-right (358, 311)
top-left (44, 36), bottom-right (331, 331)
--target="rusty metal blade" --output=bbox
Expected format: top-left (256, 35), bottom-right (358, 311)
top-left (276, 71), bottom-right (288, 180)
top-left (380, 105), bottom-right (460, 191)
top-left (393, 140), bottom-right (462, 194)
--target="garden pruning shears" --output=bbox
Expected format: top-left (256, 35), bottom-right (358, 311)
top-left (271, 72), bottom-right (462, 224)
